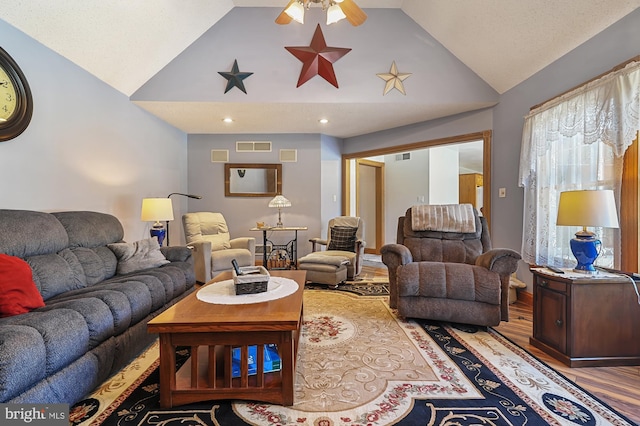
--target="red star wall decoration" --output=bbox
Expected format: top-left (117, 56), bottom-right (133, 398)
top-left (285, 24), bottom-right (351, 88)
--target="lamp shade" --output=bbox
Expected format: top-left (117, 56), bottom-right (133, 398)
top-left (556, 190), bottom-right (619, 229)
top-left (284, 1), bottom-right (304, 24)
top-left (141, 198), bottom-right (174, 222)
top-left (326, 4), bottom-right (346, 24)
top-left (268, 195), bottom-right (292, 209)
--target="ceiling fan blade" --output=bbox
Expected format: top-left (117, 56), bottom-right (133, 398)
top-left (275, 0), bottom-right (296, 24)
top-left (340, 0), bottom-right (367, 26)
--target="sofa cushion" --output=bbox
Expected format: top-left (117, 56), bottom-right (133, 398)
top-left (328, 226), bottom-right (358, 252)
top-left (26, 250), bottom-right (87, 300)
top-left (109, 266), bottom-right (187, 302)
top-left (104, 274), bottom-right (167, 311)
top-left (0, 210), bottom-right (69, 258)
top-left (0, 254), bottom-right (45, 317)
top-left (398, 262), bottom-right (501, 305)
top-left (107, 238), bottom-right (170, 275)
top-left (52, 211), bottom-right (124, 248)
top-left (42, 298), bottom-right (115, 349)
top-left (69, 247), bottom-right (116, 286)
top-left (5, 309), bottom-right (89, 376)
top-left (0, 325), bottom-right (47, 401)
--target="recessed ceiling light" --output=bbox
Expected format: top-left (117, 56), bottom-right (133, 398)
top-left (223, 118), bottom-right (233, 123)
top-left (319, 118), bottom-right (329, 124)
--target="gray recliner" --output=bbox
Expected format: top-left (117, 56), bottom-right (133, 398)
top-left (182, 212), bottom-right (255, 283)
top-left (381, 205), bottom-right (520, 327)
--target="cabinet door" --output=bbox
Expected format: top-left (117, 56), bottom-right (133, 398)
top-left (535, 285), bottom-right (567, 353)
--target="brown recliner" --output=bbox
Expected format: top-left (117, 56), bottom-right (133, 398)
top-left (381, 205), bottom-right (521, 327)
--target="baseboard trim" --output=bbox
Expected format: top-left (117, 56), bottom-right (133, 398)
top-left (518, 290), bottom-right (533, 307)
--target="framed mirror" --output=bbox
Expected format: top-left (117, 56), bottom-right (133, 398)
top-left (225, 163), bottom-right (282, 197)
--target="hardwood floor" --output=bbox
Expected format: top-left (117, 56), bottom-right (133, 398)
top-left (366, 262), bottom-right (640, 424)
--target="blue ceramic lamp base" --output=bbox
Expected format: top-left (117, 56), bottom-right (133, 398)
top-left (569, 232), bottom-right (601, 274)
top-left (150, 223), bottom-right (166, 247)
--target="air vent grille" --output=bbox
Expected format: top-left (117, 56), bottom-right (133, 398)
top-left (395, 152), bottom-right (411, 161)
top-left (280, 149), bottom-right (297, 162)
top-left (211, 149), bottom-right (229, 162)
top-left (236, 141), bottom-right (272, 152)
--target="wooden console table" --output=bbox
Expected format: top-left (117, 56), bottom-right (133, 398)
top-left (251, 226), bottom-right (307, 270)
top-left (530, 268), bottom-right (640, 367)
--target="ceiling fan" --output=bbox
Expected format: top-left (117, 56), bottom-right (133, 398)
top-left (275, 0), bottom-right (367, 26)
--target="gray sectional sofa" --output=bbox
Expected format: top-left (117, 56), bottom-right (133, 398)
top-left (0, 209), bottom-right (195, 405)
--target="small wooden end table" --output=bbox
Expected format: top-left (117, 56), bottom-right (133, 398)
top-left (530, 267), bottom-right (640, 367)
top-left (147, 270), bottom-right (305, 408)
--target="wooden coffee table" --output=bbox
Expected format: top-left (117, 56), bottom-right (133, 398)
top-left (147, 270), bottom-right (305, 408)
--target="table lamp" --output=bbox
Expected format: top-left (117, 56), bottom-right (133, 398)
top-left (141, 198), bottom-right (174, 246)
top-left (556, 189), bottom-right (619, 274)
top-left (268, 194), bottom-right (291, 228)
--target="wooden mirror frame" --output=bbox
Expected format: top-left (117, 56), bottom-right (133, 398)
top-left (224, 163), bottom-right (282, 197)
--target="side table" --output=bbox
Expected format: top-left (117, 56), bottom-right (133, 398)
top-left (530, 267), bottom-right (640, 367)
top-left (251, 227), bottom-right (307, 270)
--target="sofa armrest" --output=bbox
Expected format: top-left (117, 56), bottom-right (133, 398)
top-left (475, 248), bottom-right (521, 321)
top-left (230, 237), bottom-right (256, 258)
top-left (189, 241), bottom-right (212, 284)
top-left (160, 245), bottom-right (192, 263)
top-left (309, 238), bottom-right (328, 252)
top-left (475, 248), bottom-right (521, 277)
top-left (380, 243), bottom-right (413, 309)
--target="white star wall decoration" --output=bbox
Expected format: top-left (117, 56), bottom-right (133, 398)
top-left (377, 61), bottom-right (411, 95)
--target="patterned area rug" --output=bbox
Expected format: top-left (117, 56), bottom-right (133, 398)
top-left (304, 282), bottom-right (389, 296)
top-left (71, 291), bottom-right (634, 426)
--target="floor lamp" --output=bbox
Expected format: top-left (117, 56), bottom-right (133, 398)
top-left (165, 192), bottom-right (202, 246)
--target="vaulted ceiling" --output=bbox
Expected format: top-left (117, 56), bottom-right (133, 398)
top-left (1, 0), bottom-right (638, 137)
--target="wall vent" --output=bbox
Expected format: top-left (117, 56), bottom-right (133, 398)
top-left (211, 149), bottom-right (229, 162)
top-left (395, 152), bottom-right (411, 161)
top-left (280, 149), bottom-right (297, 162)
top-left (236, 141), bottom-right (272, 152)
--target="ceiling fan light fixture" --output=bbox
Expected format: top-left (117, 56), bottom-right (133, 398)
top-left (326, 3), bottom-right (346, 25)
top-left (285, 0), bottom-right (305, 24)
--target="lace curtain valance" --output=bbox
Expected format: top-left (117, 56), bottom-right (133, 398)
top-left (520, 61), bottom-right (640, 186)
top-left (518, 60), bottom-right (640, 266)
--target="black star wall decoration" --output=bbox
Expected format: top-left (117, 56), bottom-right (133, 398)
top-left (218, 59), bottom-right (253, 94)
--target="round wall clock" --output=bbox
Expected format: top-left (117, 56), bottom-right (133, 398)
top-left (0, 47), bottom-right (33, 142)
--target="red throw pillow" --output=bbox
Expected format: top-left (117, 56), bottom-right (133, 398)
top-left (0, 254), bottom-right (45, 317)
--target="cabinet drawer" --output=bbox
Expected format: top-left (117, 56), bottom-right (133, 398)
top-left (536, 277), bottom-right (566, 293)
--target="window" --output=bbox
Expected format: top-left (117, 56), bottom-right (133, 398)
top-left (519, 59), bottom-right (640, 270)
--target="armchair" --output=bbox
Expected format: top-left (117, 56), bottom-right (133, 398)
top-left (182, 212), bottom-right (256, 283)
top-left (308, 216), bottom-right (365, 279)
top-left (381, 205), bottom-right (520, 326)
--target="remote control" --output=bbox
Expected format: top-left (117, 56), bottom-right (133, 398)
top-left (231, 259), bottom-right (243, 275)
top-left (545, 265), bottom-right (564, 274)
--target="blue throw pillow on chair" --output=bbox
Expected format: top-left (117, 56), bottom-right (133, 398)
top-left (328, 226), bottom-right (358, 252)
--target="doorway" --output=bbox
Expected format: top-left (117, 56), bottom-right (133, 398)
top-left (356, 159), bottom-right (384, 254)
top-left (342, 131), bottom-right (491, 248)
